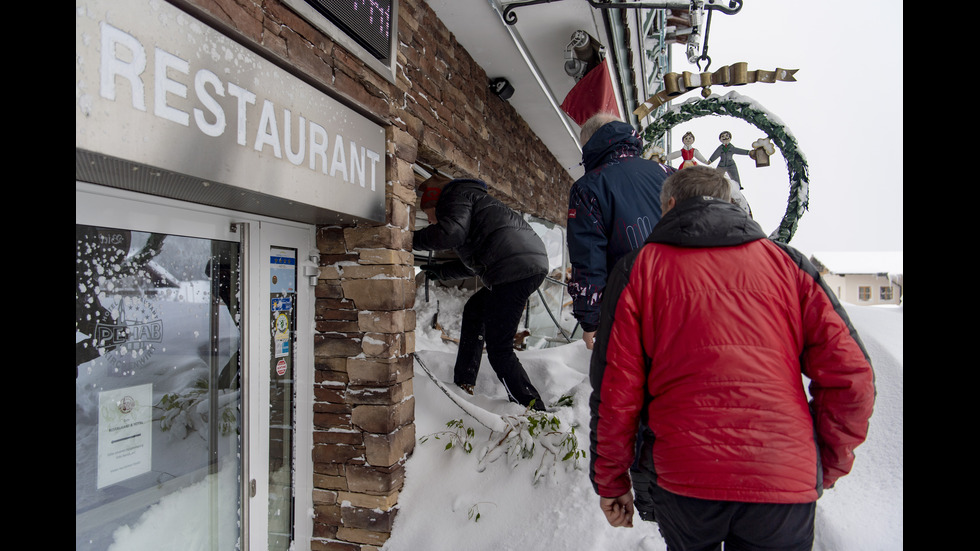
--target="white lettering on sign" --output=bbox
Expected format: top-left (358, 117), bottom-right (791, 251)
top-left (98, 20), bottom-right (381, 191)
top-left (194, 69), bottom-right (226, 137)
top-left (100, 22), bottom-right (147, 111)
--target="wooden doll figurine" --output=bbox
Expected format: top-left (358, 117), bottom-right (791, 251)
top-left (666, 131), bottom-right (710, 169)
top-left (708, 130), bottom-right (751, 188)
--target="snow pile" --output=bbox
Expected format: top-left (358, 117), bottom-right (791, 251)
top-left (80, 282), bottom-right (901, 551)
top-left (386, 284), bottom-right (903, 551)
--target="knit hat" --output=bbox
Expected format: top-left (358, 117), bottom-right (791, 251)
top-left (419, 173), bottom-right (451, 209)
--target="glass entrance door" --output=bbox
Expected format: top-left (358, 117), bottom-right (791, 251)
top-left (76, 183), bottom-right (314, 551)
top-left (247, 227), bottom-right (315, 551)
top-left (75, 222), bottom-right (242, 551)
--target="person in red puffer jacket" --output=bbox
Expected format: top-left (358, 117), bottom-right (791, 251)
top-left (589, 165), bottom-right (875, 550)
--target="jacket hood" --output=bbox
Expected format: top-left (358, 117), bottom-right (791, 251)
top-left (443, 178), bottom-right (488, 195)
top-left (582, 121), bottom-right (642, 172)
top-left (648, 196), bottom-right (767, 248)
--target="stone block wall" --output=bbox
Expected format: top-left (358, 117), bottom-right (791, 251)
top-left (177, 0), bottom-right (575, 548)
top-left (311, 214), bottom-right (417, 549)
top-left (394, 1), bottom-right (575, 219)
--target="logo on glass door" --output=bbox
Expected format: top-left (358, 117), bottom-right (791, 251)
top-left (94, 295), bottom-right (163, 372)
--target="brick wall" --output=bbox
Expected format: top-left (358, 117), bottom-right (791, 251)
top-left (395, 1), bottom-right (575, 219)
top-left (177, 1), bottom-right (575, 548)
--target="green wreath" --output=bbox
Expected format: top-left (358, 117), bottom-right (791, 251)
top-left (641, 92), bottom-right (809, 243)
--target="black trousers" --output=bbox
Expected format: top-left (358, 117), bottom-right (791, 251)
top-left (453, 273), bottom-right (546, 410)
top-left (644, 483), bottom-right (816, 551)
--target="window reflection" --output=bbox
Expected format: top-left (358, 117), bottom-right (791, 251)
top-left (75, 224), bottom-right (241, 551)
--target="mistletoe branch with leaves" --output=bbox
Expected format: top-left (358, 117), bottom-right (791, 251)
top-left (421, 397), bottom-right (586, 486)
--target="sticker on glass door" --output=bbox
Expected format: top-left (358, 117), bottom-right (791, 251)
top-left (268, 246), bottom-right (297, 550)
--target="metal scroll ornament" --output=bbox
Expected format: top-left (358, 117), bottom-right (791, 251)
top-left (641, 92), bottom-right (809, 244)
top-left (502, 1), bottom-right (744, 26)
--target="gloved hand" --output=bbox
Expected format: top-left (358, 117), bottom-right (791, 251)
top-left (420, 264), bottom-right (443, 281)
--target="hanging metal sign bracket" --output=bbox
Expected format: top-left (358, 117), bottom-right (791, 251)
top-left (501, 0), bottom-right (742, 26)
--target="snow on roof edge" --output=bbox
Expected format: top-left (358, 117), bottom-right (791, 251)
top-left (810, 251), bottom-right (903, 275)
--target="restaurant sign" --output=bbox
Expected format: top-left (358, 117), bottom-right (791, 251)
top-left (76, 0), bottom-right (386, 223)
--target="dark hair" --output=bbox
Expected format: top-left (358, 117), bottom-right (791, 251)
top-left (661, 165), bottom-right (731, 205)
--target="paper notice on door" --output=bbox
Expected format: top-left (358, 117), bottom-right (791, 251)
top-left (97, 384), bottom-right (153, 488)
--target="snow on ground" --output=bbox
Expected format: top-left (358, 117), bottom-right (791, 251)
top-left (77, 280), bottom-right (902, 551)
top-left (384, 284), bottom-right (903, 551)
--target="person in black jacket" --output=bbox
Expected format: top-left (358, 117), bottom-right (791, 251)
top-left (414, 174), bottom-right (550, 411)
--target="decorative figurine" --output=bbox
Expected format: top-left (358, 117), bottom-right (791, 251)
top-left (666, 131), bottom-right (710, 169)
top-left (708, 131), bottom-right (751, 188)
top-left (751, 137), bottom-right (775, 167)
top-left (723, 172), bottom-right (753, 218)
top-left (642, 144), bottom-right (667, 164)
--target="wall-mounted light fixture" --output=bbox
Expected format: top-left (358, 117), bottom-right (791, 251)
top-left (489, 77), bottom-right (515, 100)
top-left (564, 30), bottom-right (602, 81)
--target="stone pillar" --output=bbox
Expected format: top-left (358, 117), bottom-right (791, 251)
top-left (310, 125), bottom-right (419, 550)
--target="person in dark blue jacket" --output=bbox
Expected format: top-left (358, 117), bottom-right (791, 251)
top-left (414, 174), bottom-right (550, 411)
top-left (566, 113), bottom-right (673, 522)
top-left (566, 113), bottom-right (674, 350)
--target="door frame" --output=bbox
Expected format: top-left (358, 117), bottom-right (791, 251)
top-left (247, 218), bottom-right (316, 551)
top-left (76, 181), bottom-right (315, 551)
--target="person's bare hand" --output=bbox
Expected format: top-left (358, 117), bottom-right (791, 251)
top-left (583, 331), bottom-right (596, 350)
top-left (600, 493), bottom-right (634, 528)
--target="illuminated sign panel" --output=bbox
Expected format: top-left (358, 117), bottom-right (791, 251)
top-left (306, 0), bottom-right (394, 62)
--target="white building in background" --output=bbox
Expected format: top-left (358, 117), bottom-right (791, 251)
top-left (810, 252), bottom-right (903, 306)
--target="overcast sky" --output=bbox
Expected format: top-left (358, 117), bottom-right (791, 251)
top-left (665, 0), bottom-right (903, 257)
